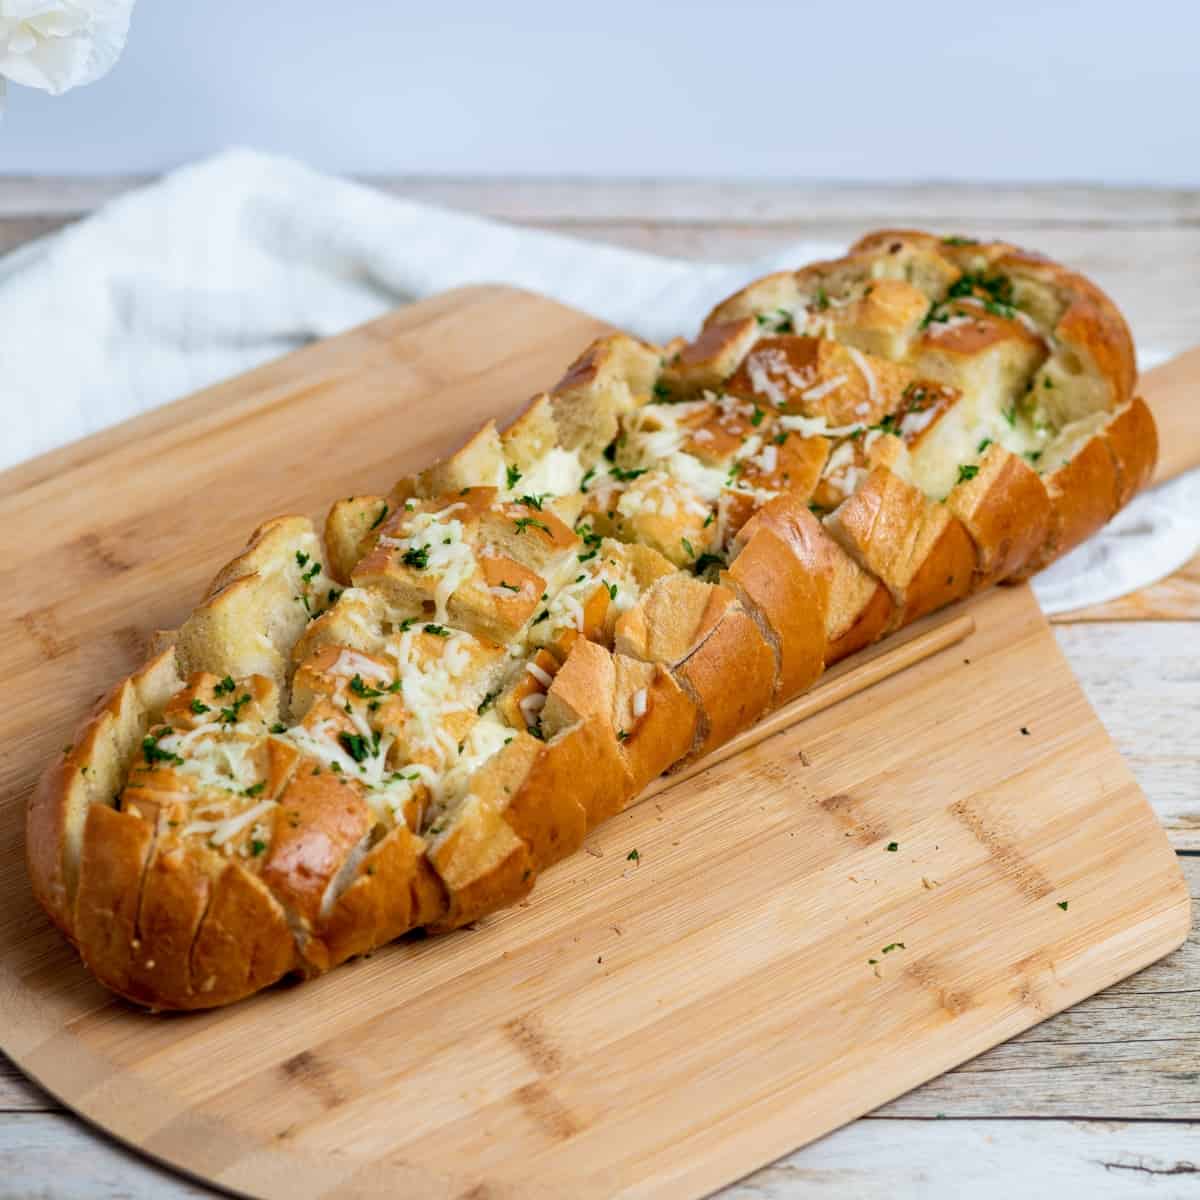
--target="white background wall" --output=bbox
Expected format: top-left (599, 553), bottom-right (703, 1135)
top-left (2, 0), bottom-right (1197, 182)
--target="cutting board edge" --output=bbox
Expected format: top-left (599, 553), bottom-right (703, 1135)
top-left (3, 870), bottom-right (1189, 1200)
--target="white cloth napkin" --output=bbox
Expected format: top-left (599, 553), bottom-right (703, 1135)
top-left (2, 147), bottom-right (1195, 614)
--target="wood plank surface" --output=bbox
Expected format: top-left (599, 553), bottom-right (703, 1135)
top-left (0, 284), bottom-right (1187, 1200)
top-left (3, 856), bottom-right (1195, 1125)
top-left (1, 176), bottom-right (1196, 1199)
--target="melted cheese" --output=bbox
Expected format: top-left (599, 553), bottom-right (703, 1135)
top-left (380, 507), bottom-right (477, 622)
top-left (181, 798), bottom-right (276, 849)
top-left (517, 446), bottom-right (585, 496)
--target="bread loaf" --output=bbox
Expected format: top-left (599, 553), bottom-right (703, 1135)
top-left (27, 231), bottom-right (1156, 1009)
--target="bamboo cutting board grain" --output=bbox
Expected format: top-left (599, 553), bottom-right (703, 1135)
top-left (0, 287), bottom-right (1190, 1200)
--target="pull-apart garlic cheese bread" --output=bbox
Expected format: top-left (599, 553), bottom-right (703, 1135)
top-left (29, 231), bottom-right (1154, 1008)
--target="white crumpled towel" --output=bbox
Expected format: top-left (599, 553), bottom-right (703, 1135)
top-left (2, 148), bottom-right (1196, 614)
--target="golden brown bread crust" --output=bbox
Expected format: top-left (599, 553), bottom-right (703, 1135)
top-left (29, 229), bottom-right (1156, 1009)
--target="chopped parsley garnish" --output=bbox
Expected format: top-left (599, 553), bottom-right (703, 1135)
top-left (941, 235), bottom-right (978, 247)
top-left (496, 580), bottom-right (520, 592)
top-left (881, 942), bottom-right (905, 954)
top-left (1057, 900), bottom-right (1069, 911)
top-left (250, 839), bottom-right (267, 856)
top-left (957, 464), bottom-right (980, 484)
top-left (424, 623), bottom-right (451, 637)
top-left (755, 308), bottom-right (794, 333)
top-left (269, 722), bottom-right (287, 734)
top-left (606, 582), bottom-right (618, 600)
top-left (814, 286), bottom-right (830, 311)
top-left (506, 464), bottom-right (522, 489)
top-left (214, 675), bottom-right (236, 696)
top-left (681, 537), bottom-right (695, 559)
top-left (517, 493), bottom-right (545, 510)
top-left (1044, 377), bottom-right (1054, 389)
top-left (774, 432), bottom-right (788, 446)
top-left (301, 560), bottom-right (321, 583)
top-left (526, 723), bottom-right (545, 740)
top-left (1026, 450), bottom-right (1043, 464)
top-left (477, 689), bottom-right (499, 715)
top-left (513, 517), bottom-right (551, 536)
top-left (609, 466), bottom-right (648, 483)
top-left (1002, 404), bottom-right (1017, 428)
top-left (626, 848), bottom-right (640, 863)
top-left (189, 698), bottom-right (211, 715)
top-left (349, 674), bottom-right (385, 699)
top-left (531, 609), bottom-right (550, 625)
top-left (369, 502), bottom-right (389, 530)
top-left (948, 270), bottom-right (1013, 309)
top-left (652, 381), bottom-right (672, 402)
top-left (576, 523), bottom-right (603, 549)
top-left (886, 842), bottom-right (899, 852)
top-left (580, 466), bottom-right (596, 492)
top-left (751, 406), bottom-right (766, 427)
top-left (873, 413), bottom-right (899, 435)
top-left (977, 437), bottom-right (993, 454)
top-left (295, 551), bottom-right (309, 568)
top-left (328, 588), bottom-right (342, 605)
top-left (703, 511), bottom-right (715, 527)
top-left (244, 781), bottom-right (266, 797)
top-left (219, 693), bottom-right (252, 725)
top-left (338, 732), bottom-right (371, 763)
top-left (616, 729), bottom-right (629, 742)
top-left (398, 616), bottom-right (417, 632)
top-left (402, 544), bottom-right (430, 569)
top-left (141, 732), bottom-right (183, 766)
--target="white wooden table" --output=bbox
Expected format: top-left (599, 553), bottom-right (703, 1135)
top-left (1, 179), bottom-right (1197, 1198)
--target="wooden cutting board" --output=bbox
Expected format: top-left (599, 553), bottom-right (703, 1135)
top-left (0, 287), bottom-right (1191, 1200)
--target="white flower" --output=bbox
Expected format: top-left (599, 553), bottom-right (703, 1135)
top-left (0, 0), bottom-right (134, 111)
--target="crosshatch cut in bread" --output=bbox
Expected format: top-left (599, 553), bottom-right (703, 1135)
top-left (27, 230), bottom-right (1157, 1010)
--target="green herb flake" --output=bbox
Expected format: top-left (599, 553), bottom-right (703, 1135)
top-left (402, 544), bottom-right (430, 570)
top-left (977, 437), bottom-right (993, 454)
top-left (882, 942), bottom-right (905, 954)
top-left (751, 406), bottom-right (766, 427)
top-left (1057, 900), bottom-right (1069, 911)
top-left (214, 675), bottom-right (237, 696)
top-left (424, 623), bottom-right (452, 637)
top-left (244, 781), bottom-right (266, 797)
top-left (513, 517), bottom-right (551, 536)
top-left (957, 464), bottom-right (980, 484)
top-left (609, 465), bottom-right (648, 483)
top-left (369, 502), bottom-right (389, 530)
top-left (189, 698), bottom-right (211, 715)
top-left (219, 693), bottom-right (252, 725)
top-left (886, 842), bottom-right (899, 852)
top-left (681, 537), bottom-right (695, 559)
top-left (627, 848), bottom-right (640, 863)
top-left (506, 464), bottom-right (522, 489)
top-left (270, 722), bottom-right (287, 734)
top-left (338, 732), bottom-right (371, 763)
top-left (141, 732), bottom-right (184, 767)
top-left (250, 839), bottom-right (267, 856)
